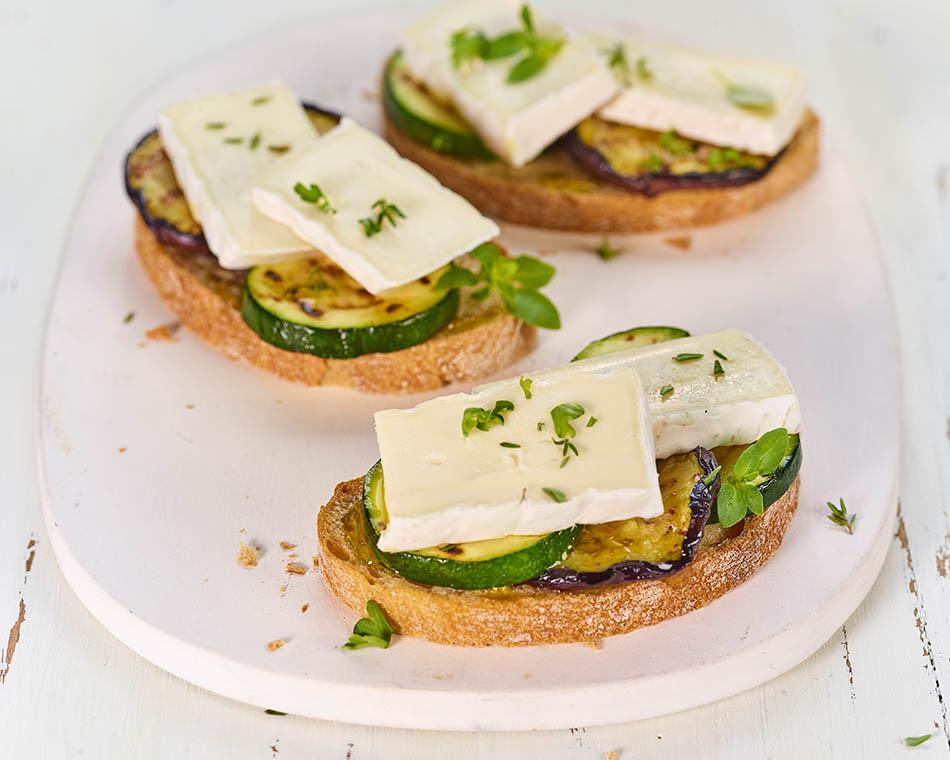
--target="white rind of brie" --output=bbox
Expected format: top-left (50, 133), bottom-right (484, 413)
top-left (252, 118), bottom-right (499, 294)
top-left (595, 36), bottom-right (805, 156)
top-left (158, 82), bottom-right (318, 269)
top-left (375, 367), bottom-right (662, 553)
top-left (400, 0), bottom-right (619, 167)
top-left (477, 329), bottom-right (802, 459)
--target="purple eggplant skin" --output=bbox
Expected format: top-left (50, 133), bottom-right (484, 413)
top-left (564, 130), bottom-right (776, 198)
top-left (123, 102), bottom-right (341, 253)
top-left (530, 447), bottom-right (719, 590)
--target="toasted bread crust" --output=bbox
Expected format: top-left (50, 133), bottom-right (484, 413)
top-left (318, 475), bottom-right (800, 646)
top-left (384, 110), bottom-right (820, 233)
top-left (133, 217), bottom-right (535, 393)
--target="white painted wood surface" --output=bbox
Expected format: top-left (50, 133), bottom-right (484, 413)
top-left (1, 0), bottom-right (948, 756)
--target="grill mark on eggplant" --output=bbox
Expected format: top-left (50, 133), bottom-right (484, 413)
top-left (564, 130), bottom-right (781, 198)
top-left (529, 447), bottom-right (719, 589)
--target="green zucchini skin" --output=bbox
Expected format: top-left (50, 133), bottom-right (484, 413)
top-left (383, 51), bottom-right (494, 161)
top-left (241, 286), bottom-right (459, 360)
top-left (362, 462), bottom-right (579, 590)
top-left (573, 326), bottom-right (691, 361)
top-left (707, 434), bottom-right (802, 525)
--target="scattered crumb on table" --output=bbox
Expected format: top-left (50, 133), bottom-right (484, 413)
top-left (286, 562), bottom-right (308, 576)
top-left (238, 543), bottom-right (259, 568)
top-left (301, 604), bottom-right (310, 613)
top-left (312, 555), bottom-right (320, 568)
top-left (145, 321), bottom-right (181, 342)
top-left (663, 235), bottom-right (692, 251)
top-left (585, 639), bottom-right (603, 650)
top-left (118, 447), bottom-right (127, 454)
top-left (266, 639), bottom-right (285, 652)
top-left (279, 541), bottom-right (297, 551)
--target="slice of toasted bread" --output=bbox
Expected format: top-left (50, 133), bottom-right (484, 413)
top-left (384, 110), bottom-right (820, 233)
top-left (134, 217), bottom-right (535, 393)
top-left (318, 474), bottom-right (800, 646)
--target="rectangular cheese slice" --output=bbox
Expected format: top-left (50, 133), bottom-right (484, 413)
top-left (158, 82), bottom-right (318, 268)
top-left (596, 37), bottom-right (805, 156)
top-left (477, 329), bottom-right (801, 459)
top-left (252, 119), bottom-right (499, 294)
top-left (375, 367), bottom-right (662, 552)
top-left (401, 0), bottom-right (619, 167)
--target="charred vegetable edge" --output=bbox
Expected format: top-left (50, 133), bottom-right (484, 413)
top-left (123, 102), bottom-right (341, 252)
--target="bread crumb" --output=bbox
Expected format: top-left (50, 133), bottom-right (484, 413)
top-left (118, 447), bottom-right (127, 454)
top-left (185, 403), bottom-right (195, 410)
top-left (605, 751), bottom-right (621, 760)
top-left (663, 235), bottom-right (692, 251)
top-left (279, 584), bottom-right (288, 594)
top-left (286, 562), bottom-right (308, 576)
top-left (301, 603), bottom-right (310, 613)
top-left (266, 639), bottom-right (285, 652)
top-left (585, 639), bottom-right (603, 650)
top-left (145, 321), bottom-right (181, 342)
top-left (288, 553), bottom-right (298, 560)
top-left (279, 541), bottom-right (297, 551)
top-left (312, 555), bottom-right (320, 568)
top-left (238, 543), bottom-right (259, 568)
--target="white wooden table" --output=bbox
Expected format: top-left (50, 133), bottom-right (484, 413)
top-left (2, 0), bottom-right (948, 756)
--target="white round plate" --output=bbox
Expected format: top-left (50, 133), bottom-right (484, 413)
top-left (37, 7), bottom-right (898, 732)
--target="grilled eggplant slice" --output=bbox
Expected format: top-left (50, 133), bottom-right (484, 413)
top-left (123, 104), bottom-right (340, 251)
top-left (565, 117), bottom-right (774, 197)
top-left (532, 447), bottom-right (718, 589)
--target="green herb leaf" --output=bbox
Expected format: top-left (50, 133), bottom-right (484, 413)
top-left (520, 3), bottom-right (535, 32)
top-left (713, 349), bottom-right (729, 360)
top-left (359, 199), bottom-right (405, 237)
top-left (537, 421), bottom-right (544, 432)
top-left (904, 734), bottom-right (933, 747)
top-left (342, 600), bottom-right (393, 650)
top-left (123, 311), bottom-right (135, 324)
top-left (635, 56), bottom-right (653, 82)
top-left (586, 416), bottom-right (598, 428)
top-left (205, 121), bottom-right (226, 130)
top-left (251, 95), bottom-right (272, 106)
top-left (223, 137), bottom-right (243, 145)
top-left (249, 132), bottom-right (261, 151)
top-left (713, 359), bottom-right (725, 378)
top-left (659, 384), bottom-right (674, 398)
top-left (595, 237), bottom-right (623, 260)
top-left (268, 144), bottom-right (291, 155)
top-left (507, 53), bottom-right (548, 83)
top-left (264, 709), bottom-right (287, 715)
top-left (446, 243), bottom-right (560, 329)
top-left (659, 130), bottom-right (691, 156)
top-left (500, 441), bottom-right (521, 448)
top-left (826, 497), bottom-right (856, 534)
top-left (436, 264), bottom-right (480, 290)
top-left (520, 376), bottom-right (533, 399)
top-left (461, 400), bottom-right (515, 436)
top-left (672, 352), bottom-right (703, 362)
top-left (542, 487), bottom-right (566, 503)
top-left (703, 465), bottom-right (722, 486)
top-left (451, 27), bottom-right (488, 68)
top-left (718, 481), bottom-right (762, 528)
top-left (726, 83), bottom-right (774, 112)
top-left (513, 255), bottom-right (555, 288)
top-left (505, 288), bottom-right (561, 329)
top-left (550, 402), bottom-right (585, 439)
top-left (483, 30), bottom-right (530, 59)
top-left (293, 182), bottom-right (336, 214)
top-left (733, 428), bottom-right (788, 480)
top-left (639, 153), bottom-right (664, 172)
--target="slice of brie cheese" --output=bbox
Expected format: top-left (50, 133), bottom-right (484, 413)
top-left (477, 329), bottom-right (801, 459)
top-left (252, 119), bottom-right (499, 294)
top-left (400, 0), bottom-right (619, 167)
top-left (375, 367), bottom-right (662, 552)
top-left (158, 82), bottom-right (318, 268)
top-left (596, 37), bottom-right (805, 156)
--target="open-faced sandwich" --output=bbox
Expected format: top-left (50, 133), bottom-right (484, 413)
top-left (319, 327), bottom-right (802, 646)
top-left (383, 0), bottom-right (819, 233)
top-left (124, 83), bottom-right (561, 393)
